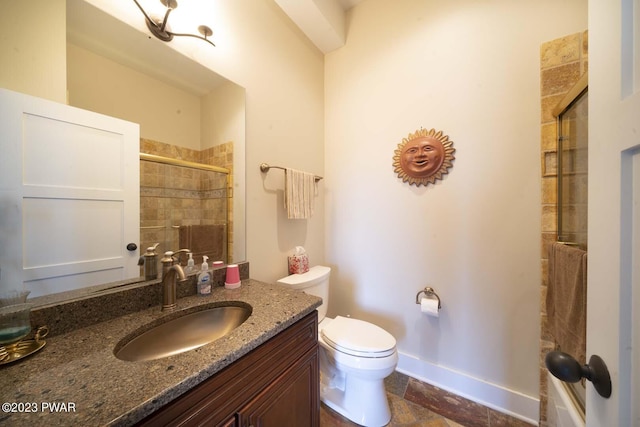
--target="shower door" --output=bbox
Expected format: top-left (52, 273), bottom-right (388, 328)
top-left (556, 87), bottom-right (588, 412)
top-left (558, 90), bottom-right (588, 249)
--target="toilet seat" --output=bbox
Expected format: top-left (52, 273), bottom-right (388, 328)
top-left (321, 316), bottom-right (396, 358)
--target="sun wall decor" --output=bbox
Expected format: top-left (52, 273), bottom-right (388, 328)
top-left (393, 128), bottom-right (456, 187)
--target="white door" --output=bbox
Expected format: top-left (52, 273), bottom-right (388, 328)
top-left (0, 89), bottom-right (140, 297)
top-left (587, 1), bottom-right (640, 426)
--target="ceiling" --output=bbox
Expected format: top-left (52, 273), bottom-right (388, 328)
top-left (67, 0), bottom-right (229, 96)
top-left (275, 0), bottom-right (365, 53)
top-left (337, 0), bottom-right (365, 8)
top-left (67, 0), bottom-right (364, 92)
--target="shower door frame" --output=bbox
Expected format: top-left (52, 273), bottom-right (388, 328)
top-left (555, 74), bottom-right (588, 250)
top-left (552, 72), bottom-right (589, 415)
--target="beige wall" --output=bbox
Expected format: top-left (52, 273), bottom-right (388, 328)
top-left (201, 82), bottom-right (245, 150)
top-left (198, 1), bottom-right (326, 278)
top-left (67, 44), bottom-right (246, 154)
top-left (0, 0), bottom-right (67, 103)
top-left (67, 43), bottom-right (202, 150)
top-left (324, 0), bottom-right (586, 421)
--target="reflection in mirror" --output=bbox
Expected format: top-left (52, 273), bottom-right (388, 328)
top-left (66, 0), bottom-right (246, 265)
top-left (0, 0), bottom-right (245, 301)
top-left (139, 152), bottom-right (231, 266)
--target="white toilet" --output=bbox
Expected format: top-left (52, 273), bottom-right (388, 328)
top-left (277, 266), bottom-right (398, 427)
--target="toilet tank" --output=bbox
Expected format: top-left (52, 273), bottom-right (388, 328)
top-left (277, 266), bottom-right (330, 321)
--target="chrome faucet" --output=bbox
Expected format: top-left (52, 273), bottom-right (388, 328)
top-left (161, 264), bottom-right (186, 312)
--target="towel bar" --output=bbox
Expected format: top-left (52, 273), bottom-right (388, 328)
top-left (415, 287), bottom-right (441, 309)
top-left (260, 163), bottom-right (323, 181)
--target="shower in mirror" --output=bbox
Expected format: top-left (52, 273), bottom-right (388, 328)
top-left (139, 152), bottom-right (232, 266)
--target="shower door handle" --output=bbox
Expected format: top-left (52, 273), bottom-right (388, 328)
top-left (545, 351), bottom-right (611, 398)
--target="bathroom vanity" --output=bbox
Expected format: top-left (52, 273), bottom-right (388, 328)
top-left (0, 278), bottom-right (321, 426)
top-left (137, 310), bottom-right (319, 426)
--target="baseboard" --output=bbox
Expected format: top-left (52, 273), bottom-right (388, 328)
top-left (397, 351), bottom-right (540, 425)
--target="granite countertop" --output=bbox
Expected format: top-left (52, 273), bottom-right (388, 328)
top-left (0, 279), bottom-right (321, 426)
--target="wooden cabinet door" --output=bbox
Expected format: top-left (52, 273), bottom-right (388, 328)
top-left (237, 346), bottom-right (319, 427)
top-left (220, 417), bottom-right (236, 427)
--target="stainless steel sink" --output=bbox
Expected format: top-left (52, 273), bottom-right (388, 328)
top-left (115, 303), bottom-right (252, 362)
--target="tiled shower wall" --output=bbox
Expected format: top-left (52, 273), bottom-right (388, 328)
top-left (139, 138), bottom-right (234, 263)
top-left (539, 31), bottom-right (588, 426)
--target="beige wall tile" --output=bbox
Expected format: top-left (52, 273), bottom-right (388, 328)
top-left (541, 123), bottom-right (557, 152)
top-left (541, 177), bottom-right (557, 204)
top-left (541, 62), bottom-right (582, 96)
top-left (541, 234), bottom-right (556, 260)
top-left (541, 205), bottom-right (557, 233)
top-left (542, 151), bottom-right (557, 176)
top-left (541, 94), bottom-right (565, 123)
top-left (540, 33), bottom-right (581, 69)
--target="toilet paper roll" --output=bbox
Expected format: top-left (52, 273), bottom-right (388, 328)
top-left (420, 297), bottom-right (440, 317)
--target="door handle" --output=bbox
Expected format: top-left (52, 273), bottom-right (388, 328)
top-left (126, 243), bottom-right (138, 252)
top-left (545, 351), bottom-right (612, 398)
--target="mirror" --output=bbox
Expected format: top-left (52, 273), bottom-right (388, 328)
top-left (1, 0), bottom-right (245, 301)
top-left (65, 1), bottom-right (246, 263)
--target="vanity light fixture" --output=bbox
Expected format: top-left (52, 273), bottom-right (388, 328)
top-left (133, 0), bottom-right (215, 46)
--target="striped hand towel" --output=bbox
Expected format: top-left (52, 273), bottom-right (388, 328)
top-left (284, 168), bottom-right (316, 219)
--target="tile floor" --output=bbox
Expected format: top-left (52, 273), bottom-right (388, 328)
top-left (319, 371), bottom-right (534, 427)
top-left (319, 372), bottom-right (465, 427)
top-left (320, 396), bottom-right (465, 427)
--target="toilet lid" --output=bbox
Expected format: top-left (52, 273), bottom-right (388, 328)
top-left (321, 316), bottom-right (396, 358)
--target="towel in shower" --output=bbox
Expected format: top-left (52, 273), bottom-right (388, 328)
top-left (178, 224), bottom-right (226, 264)
top-left (284, 168), bottom-right (316, 219)
top-left (546, 242), bottom-right (587, 364)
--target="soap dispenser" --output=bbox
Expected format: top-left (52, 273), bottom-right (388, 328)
top-left (185, 253), bottom-right (196, 275)
top-left (197, 256), bottom-right (212, 296)
top-left (139, 243), bottom-right (159, 281)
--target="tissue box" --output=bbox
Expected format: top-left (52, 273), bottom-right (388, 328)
top-left (288, 254), bottom-right (309, 274)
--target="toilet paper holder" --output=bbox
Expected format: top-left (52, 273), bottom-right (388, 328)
top-left (415, 287), bottom-right (441, 309)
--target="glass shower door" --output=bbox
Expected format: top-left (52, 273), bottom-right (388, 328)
top-left (557, 87), bottom-right (588, 410)
top-left (558, 90), bottom-right (588, 248)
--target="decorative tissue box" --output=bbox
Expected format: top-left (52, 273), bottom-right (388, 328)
top-left (288, 254), bottom-right (309, 275)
